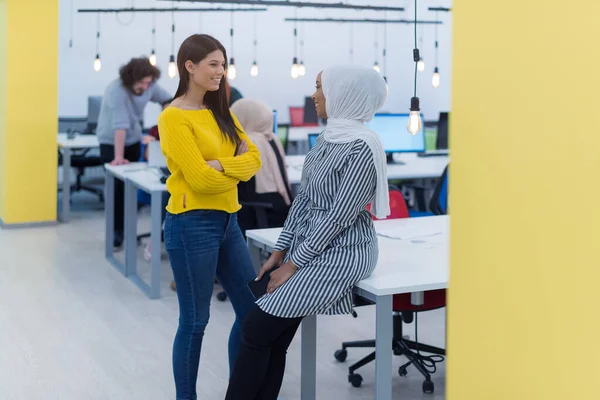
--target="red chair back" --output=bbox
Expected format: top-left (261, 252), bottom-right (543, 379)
top-left (368, 188), bottom-right (447, 312)
top-left (367, 188), bottom-right (410, 220)
top-left (289, 107), bottom-right (305, 126)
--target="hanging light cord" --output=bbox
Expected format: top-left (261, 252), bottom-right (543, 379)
top-left (171, 6), bottom-right (176, 55)
top-left (413, 0), bottom-right (418, 98)
top-left (293, 9), bottom-right (298, 59)
top-left (253, 13), bottom-right (257, 61)
top-left (152, 12), bottom-right (156, 50)
top-left (230, 10), bottom-right (235, 58)
top-left (96, 14), bottom-right (101, 55)
top-left (383, 11), bottom-right (388, 77)
top-left (435, 11), bottom-right (439, 67)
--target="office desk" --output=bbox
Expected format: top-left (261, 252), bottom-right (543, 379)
top-left (285, 153), bottom-right (449, 185)
top-left (123, 167), bottom-right (167, 299)
top-left (57, 133), bottom-right (99, 222)
top-left (104, 162), bottom-right (167, 299)
top-left (245, 216), bottom-right (449, 400)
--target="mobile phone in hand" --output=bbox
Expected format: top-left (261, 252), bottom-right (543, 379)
top-left (247, 265), bottom-right (280, 299)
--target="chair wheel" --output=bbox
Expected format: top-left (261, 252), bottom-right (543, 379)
top-left (348, 373), bottom-right (363, 388)
top-left (334, 349), bottom-right (347, 362)
top-left (216, 291), bottom-right (228, 302)
top-left (422, 379), bottom-right (434, 393)
top-left (398, 366), bottom-right (408, 377)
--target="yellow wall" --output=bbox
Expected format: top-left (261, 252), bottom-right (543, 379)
top-left (0, 0), bottom-right (7, 219)
top-left (448, 1), bottom-right (600, 399)
top-left (0, 0), bottom-right (58, 225)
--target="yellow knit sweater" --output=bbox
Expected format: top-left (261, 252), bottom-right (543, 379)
top-left (158, 107), bottom-right (261, 215)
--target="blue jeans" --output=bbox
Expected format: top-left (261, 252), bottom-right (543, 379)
top-left (164, 210), bottom-right (257, 400)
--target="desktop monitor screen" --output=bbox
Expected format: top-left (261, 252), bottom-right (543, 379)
top-left (308, 133), bottom-right (319, 149)
top-left (303, 96), bottom-right (319, 125)
top-left (436, 112), bottom-right (449, 150)
top-left (366, 113), bottom-right (426, 153)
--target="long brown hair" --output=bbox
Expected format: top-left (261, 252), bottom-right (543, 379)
top-left (174, 34), bottom-right (240, 144)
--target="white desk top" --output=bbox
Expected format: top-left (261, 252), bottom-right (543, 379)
top-left (57, 133), bottom-right (99, 149)
top-left (285, 153), bottom-right (449, 184)
top-left (288, 126), bottom-right (324, 142)
top-left (105, 162), bottom-right (167, 193)
top-left (127, 168), bottom-right (167, 192)
top-left (246, 215), bottom-right (449, 297)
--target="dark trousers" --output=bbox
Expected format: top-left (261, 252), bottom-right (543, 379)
top-left (100, 142), bottom-right (141, 233)
top-left (225, 305), bottom-right (303, 400)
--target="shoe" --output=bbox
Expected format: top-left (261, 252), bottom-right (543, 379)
top-left (113, 231), bottom-right (124, 250)
top-left (170, 281), bottom-right (176, 292)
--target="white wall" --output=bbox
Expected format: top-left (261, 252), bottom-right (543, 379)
top-left (58, 0), bottom-right (452, 126)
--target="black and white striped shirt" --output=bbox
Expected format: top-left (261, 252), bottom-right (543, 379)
top-left (256, 137), bottom-right (379, 318)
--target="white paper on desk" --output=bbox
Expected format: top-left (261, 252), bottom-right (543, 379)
top-left (376, 227), bottom-right (442, 241)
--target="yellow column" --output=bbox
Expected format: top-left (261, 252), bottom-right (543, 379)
top-left (0, 0), bottom-right (58, 226)
top-left (448, 1), bottom-right (600, 399)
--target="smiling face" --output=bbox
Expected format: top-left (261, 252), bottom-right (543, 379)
top-left (185, 49), bottom-right (226, 93)
top-left (311, 72), bottom-right (327, 118)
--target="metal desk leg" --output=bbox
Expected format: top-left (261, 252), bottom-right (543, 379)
top-left (301, 314), bottom-right (317, 400)
top-left (375, 295), bottom-right (393, 400)
top-left (247, 238), bottom-right (262, 274)
top-left (124, 180), bottom-right (138, 277)
top-left (105, 173), bottom-right (127, 275)
top-left (105, 173), bottom-right (115, 259)
top-left (60, 148), bottom-right (71, 222)
top-left (148, 190), bottom-right (162, 299)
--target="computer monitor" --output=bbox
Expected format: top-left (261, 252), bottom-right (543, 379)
top-left (303, 96), bottom-right (319, 125)
top-left (308, 133), bottom-right (319, 149)
top-left (272, 110), bottom-right (278, 134)
top-left (87, 96), bottom-right (102, 133)
top-left (365, 113), bottom-right (426, 154)
top-left (436, 112), bottom-right (449, 150)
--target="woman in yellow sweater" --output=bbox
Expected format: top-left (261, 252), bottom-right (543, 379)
top-left (157, 34), bottom-right (261, 400)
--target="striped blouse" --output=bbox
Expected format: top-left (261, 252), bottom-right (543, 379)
top-left (256, 136), bottom-right (379, 318)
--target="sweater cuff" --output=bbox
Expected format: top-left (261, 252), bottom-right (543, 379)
top-left (289, 241), bottom-right (320, 269)
top-left (274, 230), bottom-right (294, 251)
top-left (218, 156), bottom-right (256, 181)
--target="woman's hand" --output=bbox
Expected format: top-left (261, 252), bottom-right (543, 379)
top-left (206, 160), bottom-right (224, 172)
top-left (256, 250), bottom-right (287, 281)
top-left (267, 261), bottom-right (298, 294)
top-left (236, 140), bottom-right (249, 156)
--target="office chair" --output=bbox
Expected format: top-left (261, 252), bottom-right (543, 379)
top-left (58, 117), bottom-right (105, 202)
top-left (409, 164), bottom-right (449, 217)
top-left (335, 187), bottom-right (446, 393)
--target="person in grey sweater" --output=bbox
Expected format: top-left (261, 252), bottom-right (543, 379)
top-left (97, 57), bottom-right (172, 248)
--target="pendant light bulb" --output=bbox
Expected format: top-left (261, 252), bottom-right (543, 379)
top-left (373, 62), bottom-right (381, 73)
top-left (432, 67), bottom-right (440, 88)
top-left (291, 57), bottom-right (299, 79)
top-left (168, 55), bottom-right (177, 79)
top-left (228, 58), bottom-right (237, 80)
top-left (250, 61), bottom-right (259, 77)
top-left (149, 50), bottom-right (157, 66)
top-left (417, 58), bottom-right (425, 72)
top-left (93, 54), bottom-right (102, 72)
top-left (298, 61), bottom-right (306, 77)
top-left (407, 97), bottom-right (422, 135)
